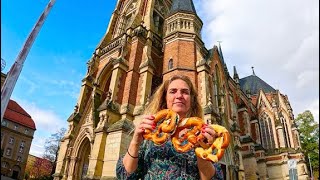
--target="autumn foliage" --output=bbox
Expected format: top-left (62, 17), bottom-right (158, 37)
top-left (25, 154), bottom-right (53, 179)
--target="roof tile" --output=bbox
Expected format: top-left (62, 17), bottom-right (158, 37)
top-left (3, 100), bottom-right (36, 130)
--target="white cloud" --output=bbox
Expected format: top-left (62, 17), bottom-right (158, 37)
top-left (20, 72), bottom-right (80, 99)
top-left (29, 135), bottom-right (47, 157)
top-left (19, 76), bottom-right (39, 94)
top-left (11, 99), bottom-right (68, 156)
top-left (16, 100), bottom-right (67, 133)
top-left (195, 0), bottom-right (319, 122)
top-left (309, 99), bottom-right (319, 123)
top-left (296, 70), bottom-right (318, 88)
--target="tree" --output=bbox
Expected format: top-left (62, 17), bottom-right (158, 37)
top-left (33, 157), bottom-right (52, 179)
top-left (295, 110), bottom-right (319, 178)
top-left (43, 128), bottom-right (67, 177)
top-left (25, 155), bottom-right (52, 179)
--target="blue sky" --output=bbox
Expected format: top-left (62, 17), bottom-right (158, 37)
top-left (2, 0), bottom-right (319, 157)
top-left (1, 0), bottom-right (117, 156)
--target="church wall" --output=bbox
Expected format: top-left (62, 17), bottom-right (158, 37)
top-left (176, 40), bottom-right (196, 68)
top-left (238, 110), bottom-right (246, 135)
top-left (163, 40), bottom-right (179, 72)
top-left (101, 131), bottom-right (130, 178)
top-left (150, 50), bottom-right (163, 75)
top-left (243, 156), bottom-right (258, 179)
top-left (121, 39), bottom-right (144, 106)
top-left (251, 121), bottom-right (257, 141)
top-left (267, 163), bottom-right (288, 179)
top-left (257, 161), bottom-right (268, 179)
top-left (115, 72), bottom-right (127, 104)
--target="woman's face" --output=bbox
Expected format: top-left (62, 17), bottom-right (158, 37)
top-left (166, 79), bottom-right (191, 118)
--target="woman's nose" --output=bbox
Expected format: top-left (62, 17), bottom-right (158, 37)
top-left (175, 91), bottom-right (183, 98)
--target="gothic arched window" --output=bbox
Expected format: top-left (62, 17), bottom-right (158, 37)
top-left (255, 123), bottom-right (261, 144)
top-left (168, 58), bottom-right (173, 70)
top-left (280, 115), bottom-right (291, 148)
top-left (113, 0), bottom-right (137, 38)
top-left (259, 112), bottom-right (275, 149)
top-left (213, 65), bottom-right (221, 113)
top-left (153, 11), bottom-right (164, 37)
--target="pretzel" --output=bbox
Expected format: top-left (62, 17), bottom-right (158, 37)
top-left (142, 109), bottom-right (230, 162)
top-left (143, 109), bottom-right (179, 145)
top-left (171, 118), bottom-right (230, 162)
top-left (171, 117), bottom-right (204, 153)
top-left (195, 124), bottom-right (230, 162)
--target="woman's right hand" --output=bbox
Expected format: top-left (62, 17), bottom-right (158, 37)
top-left (131, 115), bottom-right (156, 145)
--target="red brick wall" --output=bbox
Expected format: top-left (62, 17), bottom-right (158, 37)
top-left (163, 40), bottom-right (196, 73)
top-left (251, 123), bottom-right (257, 140)
top-left (162, 39), bottom-right (197, 87)
top-left (121, 38), bottom-right (145, 106)
top-left (116, 72), bottom-right (126, 104)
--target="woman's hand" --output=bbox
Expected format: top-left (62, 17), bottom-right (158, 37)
top-left (124, 115), bottom-right (156, 173)
top-left (200, 124), bottom-right (217, 145)
top-left (197, 124), bottom-right (217, 179)
top-left (131, 115), bottom-right (156, 145)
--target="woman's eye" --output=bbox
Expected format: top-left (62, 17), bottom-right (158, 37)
top-left (182, 90), bottom-right (190, 95)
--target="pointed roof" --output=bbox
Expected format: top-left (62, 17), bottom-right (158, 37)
top-left (4, 99), bottom-right (36, 130)
top-left (217, 42), bottom-right (230, 77)
top-left (205, 45), bottom-right (230, 76)
top-left (233, 66), bottom-right (239, 80)
top-left (239, 75), bottom-right (276, 95)
top-left (169, 0), bottom-right (197, 15)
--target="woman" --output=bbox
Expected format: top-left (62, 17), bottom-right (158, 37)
top-left (116, 75), bottom-right (223, 179)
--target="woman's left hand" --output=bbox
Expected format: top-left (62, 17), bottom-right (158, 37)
top-left (200, 124), bottom-right (217, 144)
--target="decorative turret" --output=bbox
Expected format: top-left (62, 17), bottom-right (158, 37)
top-left (164, 0), bottom-right (203, 38)
top-left (217, 42), bottom-right (230, 77)
top-left (162, 0), bottom-right (205, 83)
top-left (233, 66), bottom-right (239, 84)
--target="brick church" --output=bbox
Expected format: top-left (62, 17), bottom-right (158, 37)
top-left (53, 0), bottom-right (310, 179)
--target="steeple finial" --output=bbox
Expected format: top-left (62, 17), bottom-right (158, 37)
top-left (217, 41), bottom-right (222, 47)
top-left (251, 66), bottom-right (256, 76)
top-left (233, 66), bottom-right (239, 79)
top-left (217, 41), bottom-right (223, 60)
top-left (233, 66), bottom-right (239, 84)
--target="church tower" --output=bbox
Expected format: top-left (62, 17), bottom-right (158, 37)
top-left (162, 0), bottom-right (204, 86)
top-left (53, 0), bottom-right (238, 179)
top-left (54, 0), bottom-right (309, 179)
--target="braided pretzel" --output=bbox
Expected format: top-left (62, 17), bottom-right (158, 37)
top-left (171, 118), bottom-right (230, 162)
top-left (143, 109), bottom-right (179, 145)
top-left (142, 109), bottom-right (230, 162)
top-left (195, 124), bottom-right (230, 162)
top-left (171, 117), bottom-right (204, 153)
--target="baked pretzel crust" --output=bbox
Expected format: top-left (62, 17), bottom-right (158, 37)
top-left (143, 109), bottom-right (230, 162)
top-left (143, 109), bottom-right (179, 145)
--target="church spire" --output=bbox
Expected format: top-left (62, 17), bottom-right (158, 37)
top-left (162, 0), bottom-right (203, 83)
top-left (169, 0), bottom-right (197, 15)
top-left (233, 66), bottom-right (239, 83)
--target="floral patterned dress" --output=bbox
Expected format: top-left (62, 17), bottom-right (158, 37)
top-left (116, 140), bottom-right (224, 179)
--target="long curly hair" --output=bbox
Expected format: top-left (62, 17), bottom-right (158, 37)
top-left (143, 75), bottom-right (203, 118)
